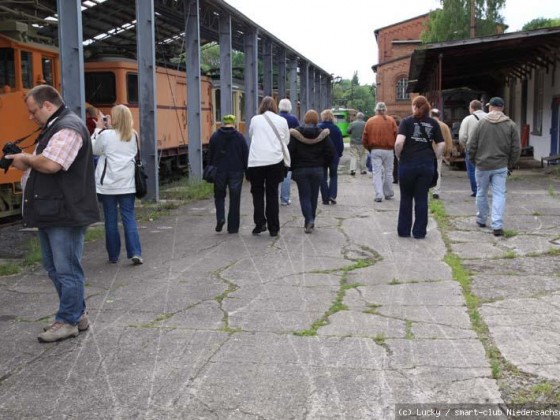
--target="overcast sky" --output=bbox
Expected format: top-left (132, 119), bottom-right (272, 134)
top-left (224, 0), bottom-right (559, 85)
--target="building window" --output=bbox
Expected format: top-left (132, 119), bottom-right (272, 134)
top-left (396, 77), bottom-right (408, 101)
top-left (532, 69), bottom-right (544, 136)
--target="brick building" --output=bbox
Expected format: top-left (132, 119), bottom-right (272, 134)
top-left (372, 14), bottom-right (429, 120)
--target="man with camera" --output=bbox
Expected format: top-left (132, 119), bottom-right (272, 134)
top-left (5, 85), bottom-right (99, 342)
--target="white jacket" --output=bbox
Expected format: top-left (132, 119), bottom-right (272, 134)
top-left (248, 111), bottom-right (290, 168)
top-left (92, 128), bottom-right (137, 195)
top-left (459, 110), bottom-right (487, 148)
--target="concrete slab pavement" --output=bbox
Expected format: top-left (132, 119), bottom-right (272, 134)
top-left (1, 159), bottom-right (558, 418)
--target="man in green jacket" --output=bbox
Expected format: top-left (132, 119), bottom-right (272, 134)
top-left (468, 97), bottom-right (520, 237)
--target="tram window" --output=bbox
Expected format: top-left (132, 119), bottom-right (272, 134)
top-left (215, 88), bottom-right (221, 122)
top-left (21, 51), bottom-right (33, 88)
top-left (85, 72), bottom-right (116, 104)
top-left (126, 72), bottom-right (138, 103)
top-left (0, 48), bottom-right (15, 88)
top-left (42, 57), bottom-right (54, 85)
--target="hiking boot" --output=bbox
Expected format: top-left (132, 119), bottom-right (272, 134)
top-left (132, 256), bottom-right (143, 265)
top-left (493, 229), bottom-right (504, 237)
top-left (476, 222), bottom-right (486, 228)
top-left (215, 219), bottom-right (225, 232)
top-left (304, 223), bottom-right (314, 234)
top-left (38, 322), bottom-right (79, 343)
top-left (44, 314), bottom-right (90, 332)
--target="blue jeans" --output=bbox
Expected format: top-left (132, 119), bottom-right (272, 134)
top-left (475, 167), bottom-right (508, 230)
top-left (465, 150), bottom-right (477, 194)
top-left (321, 156), bottom-right (339, 202)
top-left (280, 171), bottom-right (292, 204)
top-left (214, 170), bottom-right (244, 232)
top-left (398, 158), bottom-right (434, 238)
top-left (99, 193), bottom-right (142, 261)
top-left (38, 226), bottom-right (87, 325)
top-left (293, 167), bottom-right (324, 225)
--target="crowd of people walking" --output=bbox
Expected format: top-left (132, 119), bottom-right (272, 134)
top-left (4, 89), bottom-right (520, 343)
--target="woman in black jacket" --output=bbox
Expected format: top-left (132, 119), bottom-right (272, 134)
top-left (288, 110), bottom-right (335, 233)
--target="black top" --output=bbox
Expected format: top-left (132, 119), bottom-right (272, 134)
top-left (207, 127), bottom-right (248, 172)
top-left (288, 124), bottom-right (335, 169)
top-left (398, 116), bottom-right (444, 163)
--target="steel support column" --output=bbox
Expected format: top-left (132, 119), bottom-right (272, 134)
top-left (299, 61), bottom-right (309, 120)
top-left (219, 13), bottom-right (233, 118)
top-left (185, 0), bottom-right (203, 181)
top-left (244, 28), bottom-right (259, 132)
top-left (263, 38), bottom-right (273, 97)
top-left (56, 0), bottom-right (84, 119)
top-left (288, 58), bottom-right (298, 113)
top-left (277, 48), bottom-right (286, 99)
top-left (136, 0), bottom-right (159, 200)
top-left (309, 67), bottom-right (316, 110)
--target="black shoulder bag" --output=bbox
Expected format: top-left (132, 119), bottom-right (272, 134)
top-left (418, 122), bottom-right (439, 188)
top-left (134, 134), bottom-right (148, 199)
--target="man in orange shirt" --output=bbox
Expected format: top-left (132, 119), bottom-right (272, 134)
top-left (362, 102), bottom-right (398, 202)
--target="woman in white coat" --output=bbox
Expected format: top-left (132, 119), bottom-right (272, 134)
top-left (92, 105), bottom-right (143, 265)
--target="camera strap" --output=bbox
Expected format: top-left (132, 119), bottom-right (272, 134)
top-left (10, 127), bottom-right (42, 149)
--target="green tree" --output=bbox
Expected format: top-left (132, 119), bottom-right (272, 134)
top-left (421, 0), bottom-right (506, 43)
top-left (332, 72), bottom-right (376, 116)
top-left (522, 17), bottom-right (560, 31)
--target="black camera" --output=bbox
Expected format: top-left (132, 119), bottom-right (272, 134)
top-left (0, 142), bottom-right (22, 172)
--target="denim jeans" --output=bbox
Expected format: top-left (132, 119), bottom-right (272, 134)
top-left (320, 155), bottom-right (339, 202)
top-left (280, 171), bottom-right (292, 204)
top-left (293, 166), bottom-right (324, 225)
top-left (465, 150), bottom-right (477, 194)
top-left (370, 149), bottom-right (394, 200)
top-left (214, 170), bottom-right (244, 232)
top-left (475, 167), bottom-right (508, 230)
top-left (38, 226), bottom-right (87, 325)
top-left (398, 158), bottom-right (434, 238)
top-left (99, 193), bottom-right (142, 261)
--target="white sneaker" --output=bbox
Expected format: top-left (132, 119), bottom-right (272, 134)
top-left (132, 256), bottom-right (143, 265)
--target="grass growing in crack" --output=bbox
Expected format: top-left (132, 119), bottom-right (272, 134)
top-left (531, 211), bottom-right (542, 216)
top-left (373, 333), bottom-right (386, 345)
top-left (0, 263), bottom-right (20, 276)
top-left (389, 278), bottom-right (401, 285)
top-left (364, 303), bottom-right (381, 314)
top-left (503, 229), bottom-right (518, 238)
top-left (548, 184), bottom-right (556, 197)
top-left (503, 250), bottom-right (517, 259)
top-left (294, 260), bottom-right (375, 337)
top-left (405, 320), bottom-right (414, 340)
top-left (137, 312), bottom-right (174, 328)
top-left (512, 381), bottom-right (560, 404)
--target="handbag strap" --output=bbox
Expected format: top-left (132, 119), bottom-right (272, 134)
top-left (134, 132), bottom-right (141, 163)
top-left (263, 112), bottom-right (283, 146)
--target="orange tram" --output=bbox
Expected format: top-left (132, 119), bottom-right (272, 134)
top-left (0, 30), bottom-right (235, 219)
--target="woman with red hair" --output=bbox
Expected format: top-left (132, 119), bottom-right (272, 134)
top-left (394, 96), bottom-right (444, 239)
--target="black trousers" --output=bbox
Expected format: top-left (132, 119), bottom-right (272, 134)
top-left (248, 161), bottom-right (285, 233)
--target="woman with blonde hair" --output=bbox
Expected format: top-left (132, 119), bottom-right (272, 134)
top-left (394, 96), bottom-right (444, 239)
top-left (92, 105), bottom-right (143, 264)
